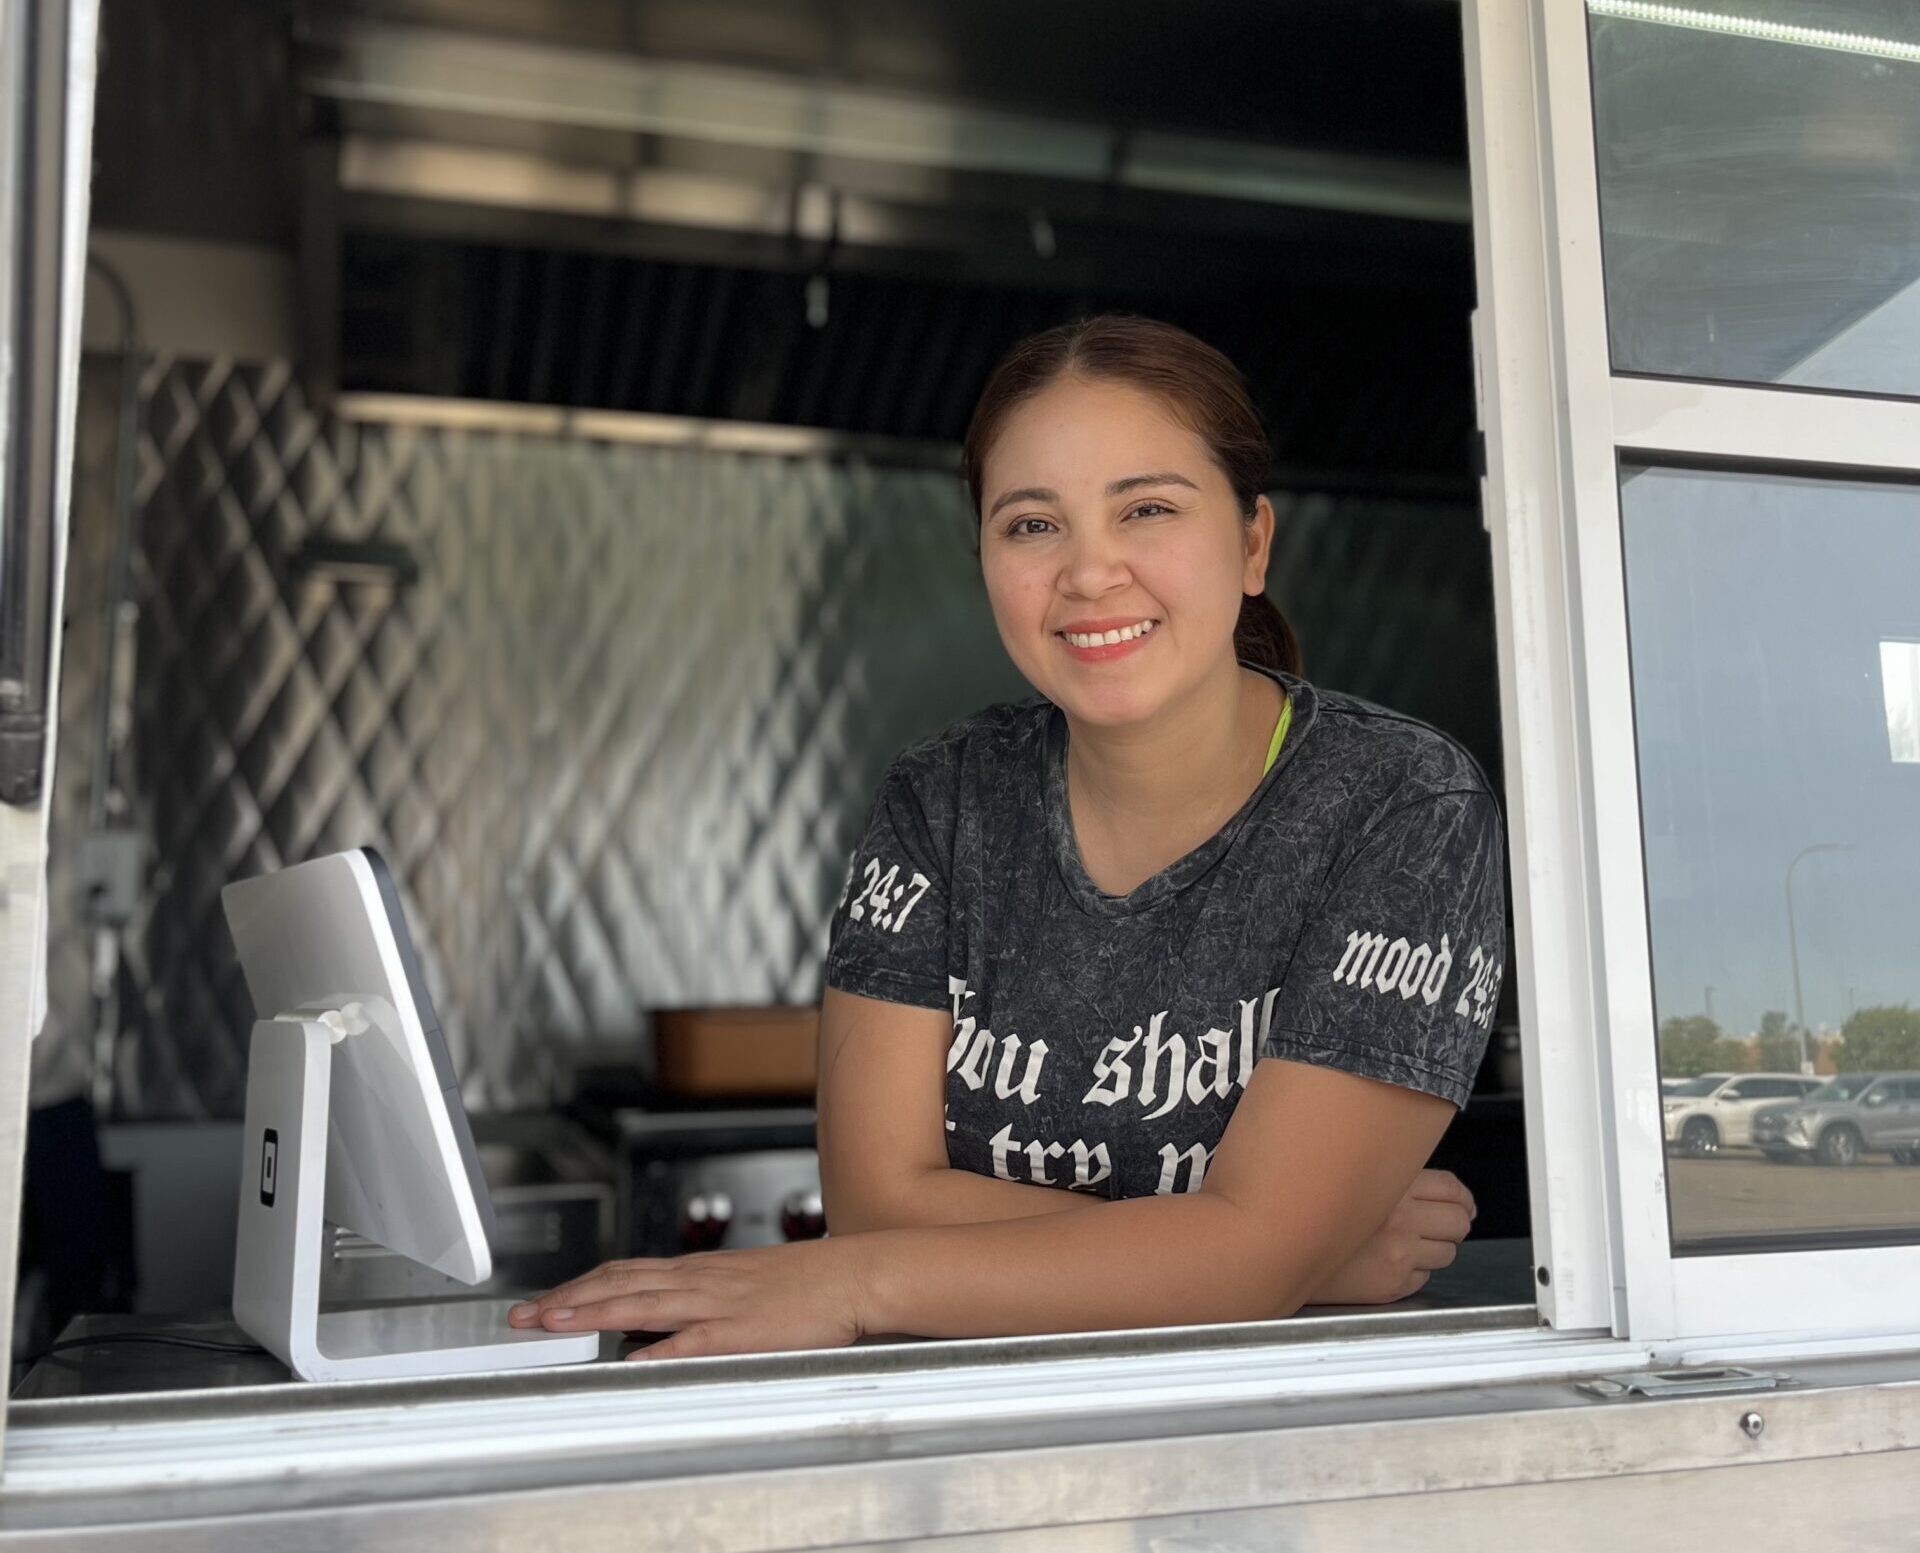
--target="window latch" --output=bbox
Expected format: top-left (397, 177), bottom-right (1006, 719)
top-left (1576, 1365), bottom-right (1791, 1401)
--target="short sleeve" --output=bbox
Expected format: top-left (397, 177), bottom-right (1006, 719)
top-left (823, 764), bottom-right (952, 1010)
top-left (1263, 790), bottom-right (1506, 1108)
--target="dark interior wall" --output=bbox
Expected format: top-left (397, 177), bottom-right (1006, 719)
top-left (91, 0), bottom-right (298, 245)
top-left (338, 237), bottom-right (1477, 495)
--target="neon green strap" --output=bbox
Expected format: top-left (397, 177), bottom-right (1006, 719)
top-left (1261, 695), bottom-right (1293, 777)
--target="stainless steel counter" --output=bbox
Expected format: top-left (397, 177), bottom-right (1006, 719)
top-left (15, 1237), bottom-right (1535, 1399)
top-left (5, 1299), bottom-right (1920, 1552)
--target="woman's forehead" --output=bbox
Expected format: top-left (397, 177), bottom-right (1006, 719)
top-left (986, 378), bottom-right (1215, 489)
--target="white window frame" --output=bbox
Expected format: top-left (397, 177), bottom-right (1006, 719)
top-left (1468, 0), bottom-right (1920, 1343)
top-left (25, 0), bottom-right (1920, 1514)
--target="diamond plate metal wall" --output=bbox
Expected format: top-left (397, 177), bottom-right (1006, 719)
top-left (49, 357), bottom-right (1496, 1120)
top-left (31, 360), bottom-right (125, 1109)
top-left (90, 358), bottom-right (1027, 1118)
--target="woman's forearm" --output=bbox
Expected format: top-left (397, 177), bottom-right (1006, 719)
top-left (833, 1164), bottom-right (1091, 1234)
top-left (846, 1189), bottom-right (1315, 1338)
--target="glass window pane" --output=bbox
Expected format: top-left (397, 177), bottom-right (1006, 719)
top-left (1622, 462), bottom-right (1920, 1253)
top-left (1589, 1), bottom-right (1920, 396)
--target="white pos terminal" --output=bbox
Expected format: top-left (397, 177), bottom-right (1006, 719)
top-left (222, 848), bottom-right (598, 1381)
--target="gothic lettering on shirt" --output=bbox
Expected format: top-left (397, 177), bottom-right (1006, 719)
top-left (986, 1119), bottom-right (1207, 1196)
top-left (1453, 944), bottom-right (1504, 1032)
top-left (988, 1123), bottom-right (1114, 1191)
top-left (1156, 1141), bottom-right (1213, 1194)
top-left (1331, 928), bottom-right (1499, 1028)
top-left (1082, 987), bottom-right (1281, 1112)
top-left (1332, 928), bottom-right (1455, 1003)
top-left (947, 977), bottom-right (1049, 1103)
top-left (845, 852), bottom-right (933, 934)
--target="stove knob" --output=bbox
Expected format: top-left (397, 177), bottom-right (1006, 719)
top-left (780, 1187), bottom-right (827, 1242)
top-left (680, 1191), bottom-right (734, 1251)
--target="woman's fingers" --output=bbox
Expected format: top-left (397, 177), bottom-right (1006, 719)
top-left (509, 1259), bottom-right (685, 1326)
top-left (1403, 1194), bottom-right (1473, 1245)
top-left (534, 1286), bottom-right (708, 1334)
top-left (1409, 1168), bottom-right (1476, 1220)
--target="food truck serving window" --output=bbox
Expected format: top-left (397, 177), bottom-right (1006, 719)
top-left (15, 0), bottom-right (1920, 1527)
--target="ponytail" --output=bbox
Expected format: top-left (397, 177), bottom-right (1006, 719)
top-left (1234, 589), bottom-right (1301, 678)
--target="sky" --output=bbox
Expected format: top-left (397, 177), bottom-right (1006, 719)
top-left (1623, 463), bottom-right (1920, 1041)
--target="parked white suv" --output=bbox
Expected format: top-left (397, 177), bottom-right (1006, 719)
top-left (1662, 1072), bottom-right (1824, 1157)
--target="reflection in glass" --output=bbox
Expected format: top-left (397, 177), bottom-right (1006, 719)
top-left (1589, 1), bottom-right (1920, 396)
top-left (1622, 463), bottom-right (1920, 1253)
top-left (1883, 640), bottom-right (1920, 763)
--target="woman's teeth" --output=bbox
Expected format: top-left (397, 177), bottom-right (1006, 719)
top-left (1063, 620), bottom-right (1157, 649)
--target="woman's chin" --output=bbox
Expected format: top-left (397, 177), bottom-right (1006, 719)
top-left (1044, 681), bottom-right (1165, 730)
top-left (1012, 645), bottom-right (1186, 728)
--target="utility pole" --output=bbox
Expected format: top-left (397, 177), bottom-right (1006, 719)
top-left (1786, 843), bottom-right (1849, 1076)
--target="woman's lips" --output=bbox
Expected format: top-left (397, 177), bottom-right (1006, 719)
top-left (1056, 625), bottom-right (1157, 664)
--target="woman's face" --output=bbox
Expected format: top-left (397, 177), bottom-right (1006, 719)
top-left (978, 375), bottom-right (1272, 728)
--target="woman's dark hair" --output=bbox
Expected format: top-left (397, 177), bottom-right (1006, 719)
top-left (961, 314), bottom-right (1301, 678)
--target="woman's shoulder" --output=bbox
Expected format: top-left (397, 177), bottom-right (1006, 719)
top-left (879, 696), bottom-right (1052, 799)
top-left (1294, 683), bottom-right (1498, 813)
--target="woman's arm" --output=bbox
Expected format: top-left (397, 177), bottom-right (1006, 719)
top-left (816, 986), bottom-right (1086, 1232)
top-left (815, 986), bottom-right (1474, 1301)
top-left (511, 1057), bottom-right (1464, 1354)
top-left (848, 1058), bottom-right (1460, 1337)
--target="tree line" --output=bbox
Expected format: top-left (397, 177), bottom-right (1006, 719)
top-left (1658, 1005), bottom-right (1920, 1077)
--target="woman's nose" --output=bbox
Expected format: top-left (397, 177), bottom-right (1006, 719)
top-left (1058, 531), bottom-right (1131, 598)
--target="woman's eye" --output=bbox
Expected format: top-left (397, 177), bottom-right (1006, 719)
top-left (1007, 517), bottom-right (1054, 538)
top-left (1126, 501), bottom-right (1174, 519)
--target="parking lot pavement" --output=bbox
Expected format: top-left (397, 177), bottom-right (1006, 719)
top-left (1668, 1151), bottom-right (1920, 1245)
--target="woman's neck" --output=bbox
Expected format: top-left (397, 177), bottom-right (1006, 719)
top-left (1063, 664), bottom-right (1284, 881)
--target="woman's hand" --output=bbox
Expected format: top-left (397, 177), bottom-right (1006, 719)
top-left (507, 1237), bottom-right (875, 1360)
top-left (1300, 1168), bottom-right (1476, 1306)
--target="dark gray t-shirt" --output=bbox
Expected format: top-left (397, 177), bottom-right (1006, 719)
top-left (823, 670), bottom-right (1505, 1200)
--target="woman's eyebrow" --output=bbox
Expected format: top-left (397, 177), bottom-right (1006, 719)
top-left (985, 471), bottom-right (1199, 521)
top-left (1106, 471), bottom-right (1199, 498)
top-left (986, 485), bottom-right (1059, 520)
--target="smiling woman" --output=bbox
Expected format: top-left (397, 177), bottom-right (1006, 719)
top-left (510, 316), bottom-right (1505, 1359)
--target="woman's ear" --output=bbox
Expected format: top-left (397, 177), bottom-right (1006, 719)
top-left (1243, 495), bottom-right (1276, 594)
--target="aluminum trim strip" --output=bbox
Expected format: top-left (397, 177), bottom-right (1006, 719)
top-left (17, 1347), bottom-right (1920, 1545)
top-left (5, 1321), bottom-right (1618, 1503)
top-left (13, 1303), bottom-right (1541, 1428)
top-left (1610, 376), bottom-right (1920, 474)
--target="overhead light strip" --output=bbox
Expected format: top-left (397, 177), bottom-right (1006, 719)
top-left (1587, 1), bottom-right (1920, 64)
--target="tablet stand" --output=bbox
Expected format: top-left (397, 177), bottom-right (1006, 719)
top-left (231, 1017), bottom-right (600, 1382)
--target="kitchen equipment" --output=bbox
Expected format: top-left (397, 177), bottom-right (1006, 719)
top-left (609, 1107), bottom-right (823, 1257)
